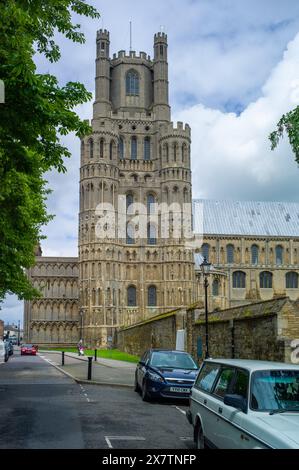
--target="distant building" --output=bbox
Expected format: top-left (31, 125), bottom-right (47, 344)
top-left (24, 251), bottom-right (79, 346)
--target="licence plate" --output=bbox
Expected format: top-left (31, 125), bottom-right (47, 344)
top-left (169, 387), bottom-right (190, 393)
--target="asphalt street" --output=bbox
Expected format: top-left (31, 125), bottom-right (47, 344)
top-left (0, 349), bottom-right (195, 449)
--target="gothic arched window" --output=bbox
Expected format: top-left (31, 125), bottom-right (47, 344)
top-left (127, 285), bottom-right (137, 306)
top-left (126, 222), bottom-right (135, 245)
top-left (226, 244), bottom-right (234, 264)
top-left (275, 245), bottom-right (283, 265)
top-left (118, 137), bottom-right (124, 159)
top-left (260, 271), bottom-right (273, 289)
top-left (100, 138), bottom-right (104, 158)
top-left (182, 143), bottom-right (186, 162)
top-left (131, 136), bottom-right (137, 160)
top-left (109, 140), bottom-right (114, 160)
top-left (89, 138), bottom-right (94, 159)
top-left (147, 194), bottom-right (155, 214)
top-left (147, 223), bottom-right (157, 245)
top-left (286, 272), bottom-right (298, 289)
top-left (233, 271), bottom-right (246, 288)
top-left (144, 137), bottom-right (151, 160)
top-left (201, 243), bottom-right (210, 262)
top-left (148, 285), bottom-right (157, 307)
top-left (126, 193), bottom-right (134, 211)
top-left (212, 279), bottom-right (219, 296)
top-left (164, 143), bottom-right (169, 162)
top-left (126, 70), bottom-right (139, 96)
top-left (251, 244), bottom-right (259, 265)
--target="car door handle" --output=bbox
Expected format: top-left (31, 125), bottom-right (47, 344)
top-left (203, 399), bottom-right (207, 405)
top-left (218, 407), bottom-right (223, 414)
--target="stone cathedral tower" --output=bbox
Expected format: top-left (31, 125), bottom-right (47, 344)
top-left (79, 30), bottom-right (196, 347)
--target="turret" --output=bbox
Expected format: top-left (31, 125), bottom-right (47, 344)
top-left (153, 32), bottom-right (170, 122)
top-left (94, 29), bottom-right (111, 118)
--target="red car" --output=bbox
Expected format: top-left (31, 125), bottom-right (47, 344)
top-left (20, 344), bottom-right (37, 356)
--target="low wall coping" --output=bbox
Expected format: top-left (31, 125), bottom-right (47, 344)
top-left (195, 312), bottom-right (277, 326)
top-left (119, 307), bottom-right (182, 332)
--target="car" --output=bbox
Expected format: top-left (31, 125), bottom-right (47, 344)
top-left (186, 358), bottom-right (299, 449)
top-left (0, 340), bottom-right (9, 363)
top-left (134, 349), bottom-right (199, 401)
top-left (20, 344), bottom-right (37, 356)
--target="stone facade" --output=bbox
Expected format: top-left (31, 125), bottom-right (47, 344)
top-left (23, 29), bottom-right (299, 349)
top-left (79, 30), bottom-right (196, 346)
top-left (24, 256), bottom-right (79, 345)
top-left (195, 235), bottom-right (299, 311)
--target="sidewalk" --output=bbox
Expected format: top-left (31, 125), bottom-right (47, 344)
top-left (38, 350), bottom-right (136, 388)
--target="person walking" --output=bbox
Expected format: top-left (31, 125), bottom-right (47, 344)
top-left (77, 339), bottom-right (84, 356)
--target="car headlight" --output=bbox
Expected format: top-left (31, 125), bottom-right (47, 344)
top-left (148, 372), bottom-right (165, 383)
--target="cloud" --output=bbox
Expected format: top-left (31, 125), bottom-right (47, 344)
top-left (174, 31), bottom-right (299, 202)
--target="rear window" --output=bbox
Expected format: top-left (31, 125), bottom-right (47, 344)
top-left (213, 368), bottom-right (236, 399)
top-left (194, 363), bottom-right (220, 392)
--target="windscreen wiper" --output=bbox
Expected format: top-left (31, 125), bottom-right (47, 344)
top-left (269, 407), bottom-right (299, 415)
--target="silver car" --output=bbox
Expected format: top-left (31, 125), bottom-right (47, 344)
top-left (187, 359), bottom-right (299, 449)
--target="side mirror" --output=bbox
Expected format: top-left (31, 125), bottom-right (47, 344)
top-left (224, 394), bottom-right (247, 413)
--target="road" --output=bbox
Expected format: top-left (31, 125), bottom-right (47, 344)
top-left (0, 349), bottom-right (195, 449)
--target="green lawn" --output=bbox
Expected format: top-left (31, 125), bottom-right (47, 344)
top-left (41, 347), bottom-right (139, 363)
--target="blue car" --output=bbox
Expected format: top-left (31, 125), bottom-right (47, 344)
top-left (135, 349), bottom-right (199, 401)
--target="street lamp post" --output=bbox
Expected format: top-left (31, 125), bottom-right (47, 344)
top-left (79, 308), bottom-right (84, 341)
top-left (17, 320), bottom-right (20, 346)
top-left (200, 257), bottom-right (211, 359)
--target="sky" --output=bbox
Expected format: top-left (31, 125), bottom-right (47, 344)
top-left (2, 0), bottom-right (299, 325)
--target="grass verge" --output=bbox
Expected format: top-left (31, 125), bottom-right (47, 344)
top-left (41, 347), bottom-right (139, 363)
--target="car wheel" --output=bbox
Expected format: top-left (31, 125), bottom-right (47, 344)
top-left (141, 381), bottom-right (150, 402)
top-left (134, 375), bottom-right (140, 393)
top-left (196, 423), bottom-right (205, 449)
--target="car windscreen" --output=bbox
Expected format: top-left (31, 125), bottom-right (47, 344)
top-left (22, 344), bottom-right (33, 348)
top-left (250, 370), bottom-right (299, 412)
top-left (150, 351), bottom-right (198, 370)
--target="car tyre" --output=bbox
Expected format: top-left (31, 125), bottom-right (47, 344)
top-left (196, 423), bottom-right (205, 449)
top-left (141, 381), bottom-right (150, 402)
top-left (134, 375), bottom-right (140, 393)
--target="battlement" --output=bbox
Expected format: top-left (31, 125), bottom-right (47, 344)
top-left (112, 50), bottom-right (152, 62)
top-left (97, 29), bottom-right (110, 40)
top-left (154, 32), bottom-right (167, 42)
top-left (160, 121), bottom-right (191, 138)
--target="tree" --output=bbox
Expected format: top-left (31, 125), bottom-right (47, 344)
top-left (0, 0), bottom-right (100, 301)
top-left (270, 106), bottom-right (299, 165)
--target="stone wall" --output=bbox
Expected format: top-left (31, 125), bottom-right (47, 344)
top-left (187, 297), bottom-right (299, 364)
top-left (117, 297), bottom-right (299, 364)
top-left (116, 308), bottom-right (186, 357)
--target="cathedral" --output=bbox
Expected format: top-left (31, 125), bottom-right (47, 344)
top-left (24, 29), bottom-right (299, 347)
